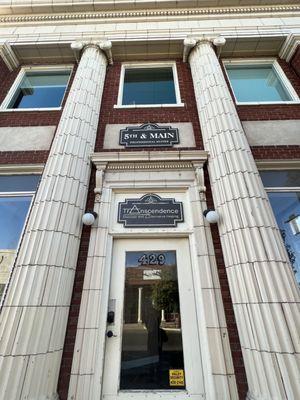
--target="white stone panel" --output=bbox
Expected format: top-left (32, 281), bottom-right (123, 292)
top-left (0, 126), bottom-right (56, 151)
top-left (103, 123), bottom-right (196, 149)
top-left (243, 120), bottom-right (300, 146)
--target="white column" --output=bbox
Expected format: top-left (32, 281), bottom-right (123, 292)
top-left (188, 38), bottom-right (300, 400)
top-left (0, 42), bottom-right (110, 400)
top-left (161, 309), bottom-right (166, 323)
top-left (138, 287), bottom-right (143, 323)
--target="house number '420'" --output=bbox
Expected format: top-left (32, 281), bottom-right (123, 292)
top-left (138, 253), bottom-right (166, 266)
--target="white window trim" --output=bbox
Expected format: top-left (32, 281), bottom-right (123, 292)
top-left (115, 61), bottom-right (184, 108)
top-left (0, 64), bottom-right (73, 112)
top-left (223, 58), bottom-right (300, 105)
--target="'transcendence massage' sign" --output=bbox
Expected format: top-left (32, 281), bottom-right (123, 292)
top-left (118, 194), bottom-right (184, 228)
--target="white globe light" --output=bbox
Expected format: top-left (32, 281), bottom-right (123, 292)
top-left (204, 209), bottom-right (219, 224)
top-left (82, 212), bottom-right (96, 226)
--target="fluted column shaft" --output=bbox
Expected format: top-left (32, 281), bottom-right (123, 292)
top-left (188, 40), bottom-right (300, 400)
top-left (0, 43), bottom-right (108, 400)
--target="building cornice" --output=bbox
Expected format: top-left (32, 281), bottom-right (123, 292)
top-left (0, 5), bottom-right (300, 24)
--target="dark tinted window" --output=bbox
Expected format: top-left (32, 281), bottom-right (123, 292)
top-left (122, 67), bottom-right (177, 105)
top-left (0, 175), bottom-right (41, 192)
top-left (8, 71), bottom-right (70, 109)
top-left (260, 170), bottom-right (300, 187)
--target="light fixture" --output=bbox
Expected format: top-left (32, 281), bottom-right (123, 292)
top-left (82, 210), bottom-right (98, 226)
top-left (286, 214), bottom-right (300, 235)
top-left (203, 209), bottom-right (219, 224)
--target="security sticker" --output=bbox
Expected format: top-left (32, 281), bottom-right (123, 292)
top-left (169, 369), bottom-right (185, 386)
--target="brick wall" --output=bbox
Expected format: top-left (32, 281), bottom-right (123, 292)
top-left (252, 145), bottom-right (300, 159)
top-left (57, 168), bottom-right (96, 400)
top-left (0, 150), bottom-right (49, 164)
top-left (204, 167), bottom-right (248, 399)
top-left (291, 45), bottom-right (300, 79)
top-left (95, 60), bottom-right (203, 150)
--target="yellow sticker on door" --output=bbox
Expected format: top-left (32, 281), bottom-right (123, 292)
top-left (169, 369), bottom-right (185, 386)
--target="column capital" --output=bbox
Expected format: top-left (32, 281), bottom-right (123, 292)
top-left (183, 36), bottom-right (226, 62)
top-left (70, 39), bottom-right (113, 64)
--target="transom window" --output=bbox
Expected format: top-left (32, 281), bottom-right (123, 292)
top-left (116, 63), bottom-right (183, 108)
top-left (224, 59), bottom-right (299, 104)
top-left (0, 174), bottom-right (41, 302)
top-left (1, 67), bottom-right (72, 110)
top-left (260, 169), bottom-right (300, 284)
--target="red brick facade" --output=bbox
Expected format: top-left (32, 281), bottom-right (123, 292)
top-left (0, 55), bottom-right (299, 400)
top-left (291, 45), bottom-right (300, 79)
top-left (94, 60), bottom-right (203, 151)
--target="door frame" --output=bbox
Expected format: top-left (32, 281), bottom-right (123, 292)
top-left (101, 237), bottom-right (205, 399)
top-left (67, 151), bottom-right (238, 400)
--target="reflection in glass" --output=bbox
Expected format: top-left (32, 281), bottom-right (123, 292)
top-left (268, 192), bottom-right (300, 284)
top-left (0, 196), bottom-right (32, 301)
top-left (0, 196), bottom-right (32, 249)
top-left (120, 251), bottom-right (185, 390)
top-left (122, 68), bottom-right (177, 105)
top-left (0, 174), bottom-right (40, 192)
top-left (8, 71), bottom-right (70, 109)
top-left (260, 170), bottom-right (300, 188)
top-left (226, 65), bottom-right (292, 102)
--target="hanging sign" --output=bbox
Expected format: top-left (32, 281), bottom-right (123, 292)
top-left (118, 194), bottom-right (184, 228)
top-left (119, 123), bottom-right (180, 148)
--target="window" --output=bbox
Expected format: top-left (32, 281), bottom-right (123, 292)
top-left (1, 66), bottom-right (72, 110)
top-left (260, 169), bottom-right (300, 284)
top-left (0, 174), bottom-right (41, 302)
top-left (224, 59), bottom-right (299, 104)
top-left (116, 63), bottom-right (183, 108)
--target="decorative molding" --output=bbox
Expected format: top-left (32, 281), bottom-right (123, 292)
top-left (0, 163), bottom-right (44, 174)
top-left (0, 41), bottom-right (19, 71)
top-left (71, 40), bottom-right (113, 65)
top-left (106, 162), bottom-right (194, 170)
top-left (183, 37), bottom-right (197, 62)
top-left (193, 162), bottom-right (207, 199)
top-left (279, 33), bottom-right (300, 62)
top-left (0, 5), bottom-right (299, 24)
top-left (183, 36), bottom-right (226, 62)
top-left (256, 159), bottom-right (300, 170)
top-left (94, 163), bottom-right (107, 202)
top-left (91, 150), bottom-right (208, 165)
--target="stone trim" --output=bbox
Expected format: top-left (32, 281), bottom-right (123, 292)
top-left (68, 153), bottom-right (237, 399)
top-left (0, 41), bottom-right (19, 71)
top-left (0, 5), bottom-right (299, 24)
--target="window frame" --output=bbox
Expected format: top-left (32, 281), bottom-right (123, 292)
top-left (0, 165), bottom-right (43, 306)
top-left (258, 162), bottom-right (300, 284)
top-left (115, 61), bottom-right (184, 108)
top-left (223, 58), bottom-right (300, 105)
top-left (0, 65), bottom-right (73, 112)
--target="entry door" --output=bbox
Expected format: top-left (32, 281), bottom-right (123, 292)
top-left (102, 238), bottom-right (204, 399)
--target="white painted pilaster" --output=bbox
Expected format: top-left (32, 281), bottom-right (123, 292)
top-left (188, 38), bottom-right (300, 400)
top-left (0, 42), bottom-right (109, 400)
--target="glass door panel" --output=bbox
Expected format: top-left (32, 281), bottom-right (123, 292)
top-left (121, 251), bottom-right (184, 390)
